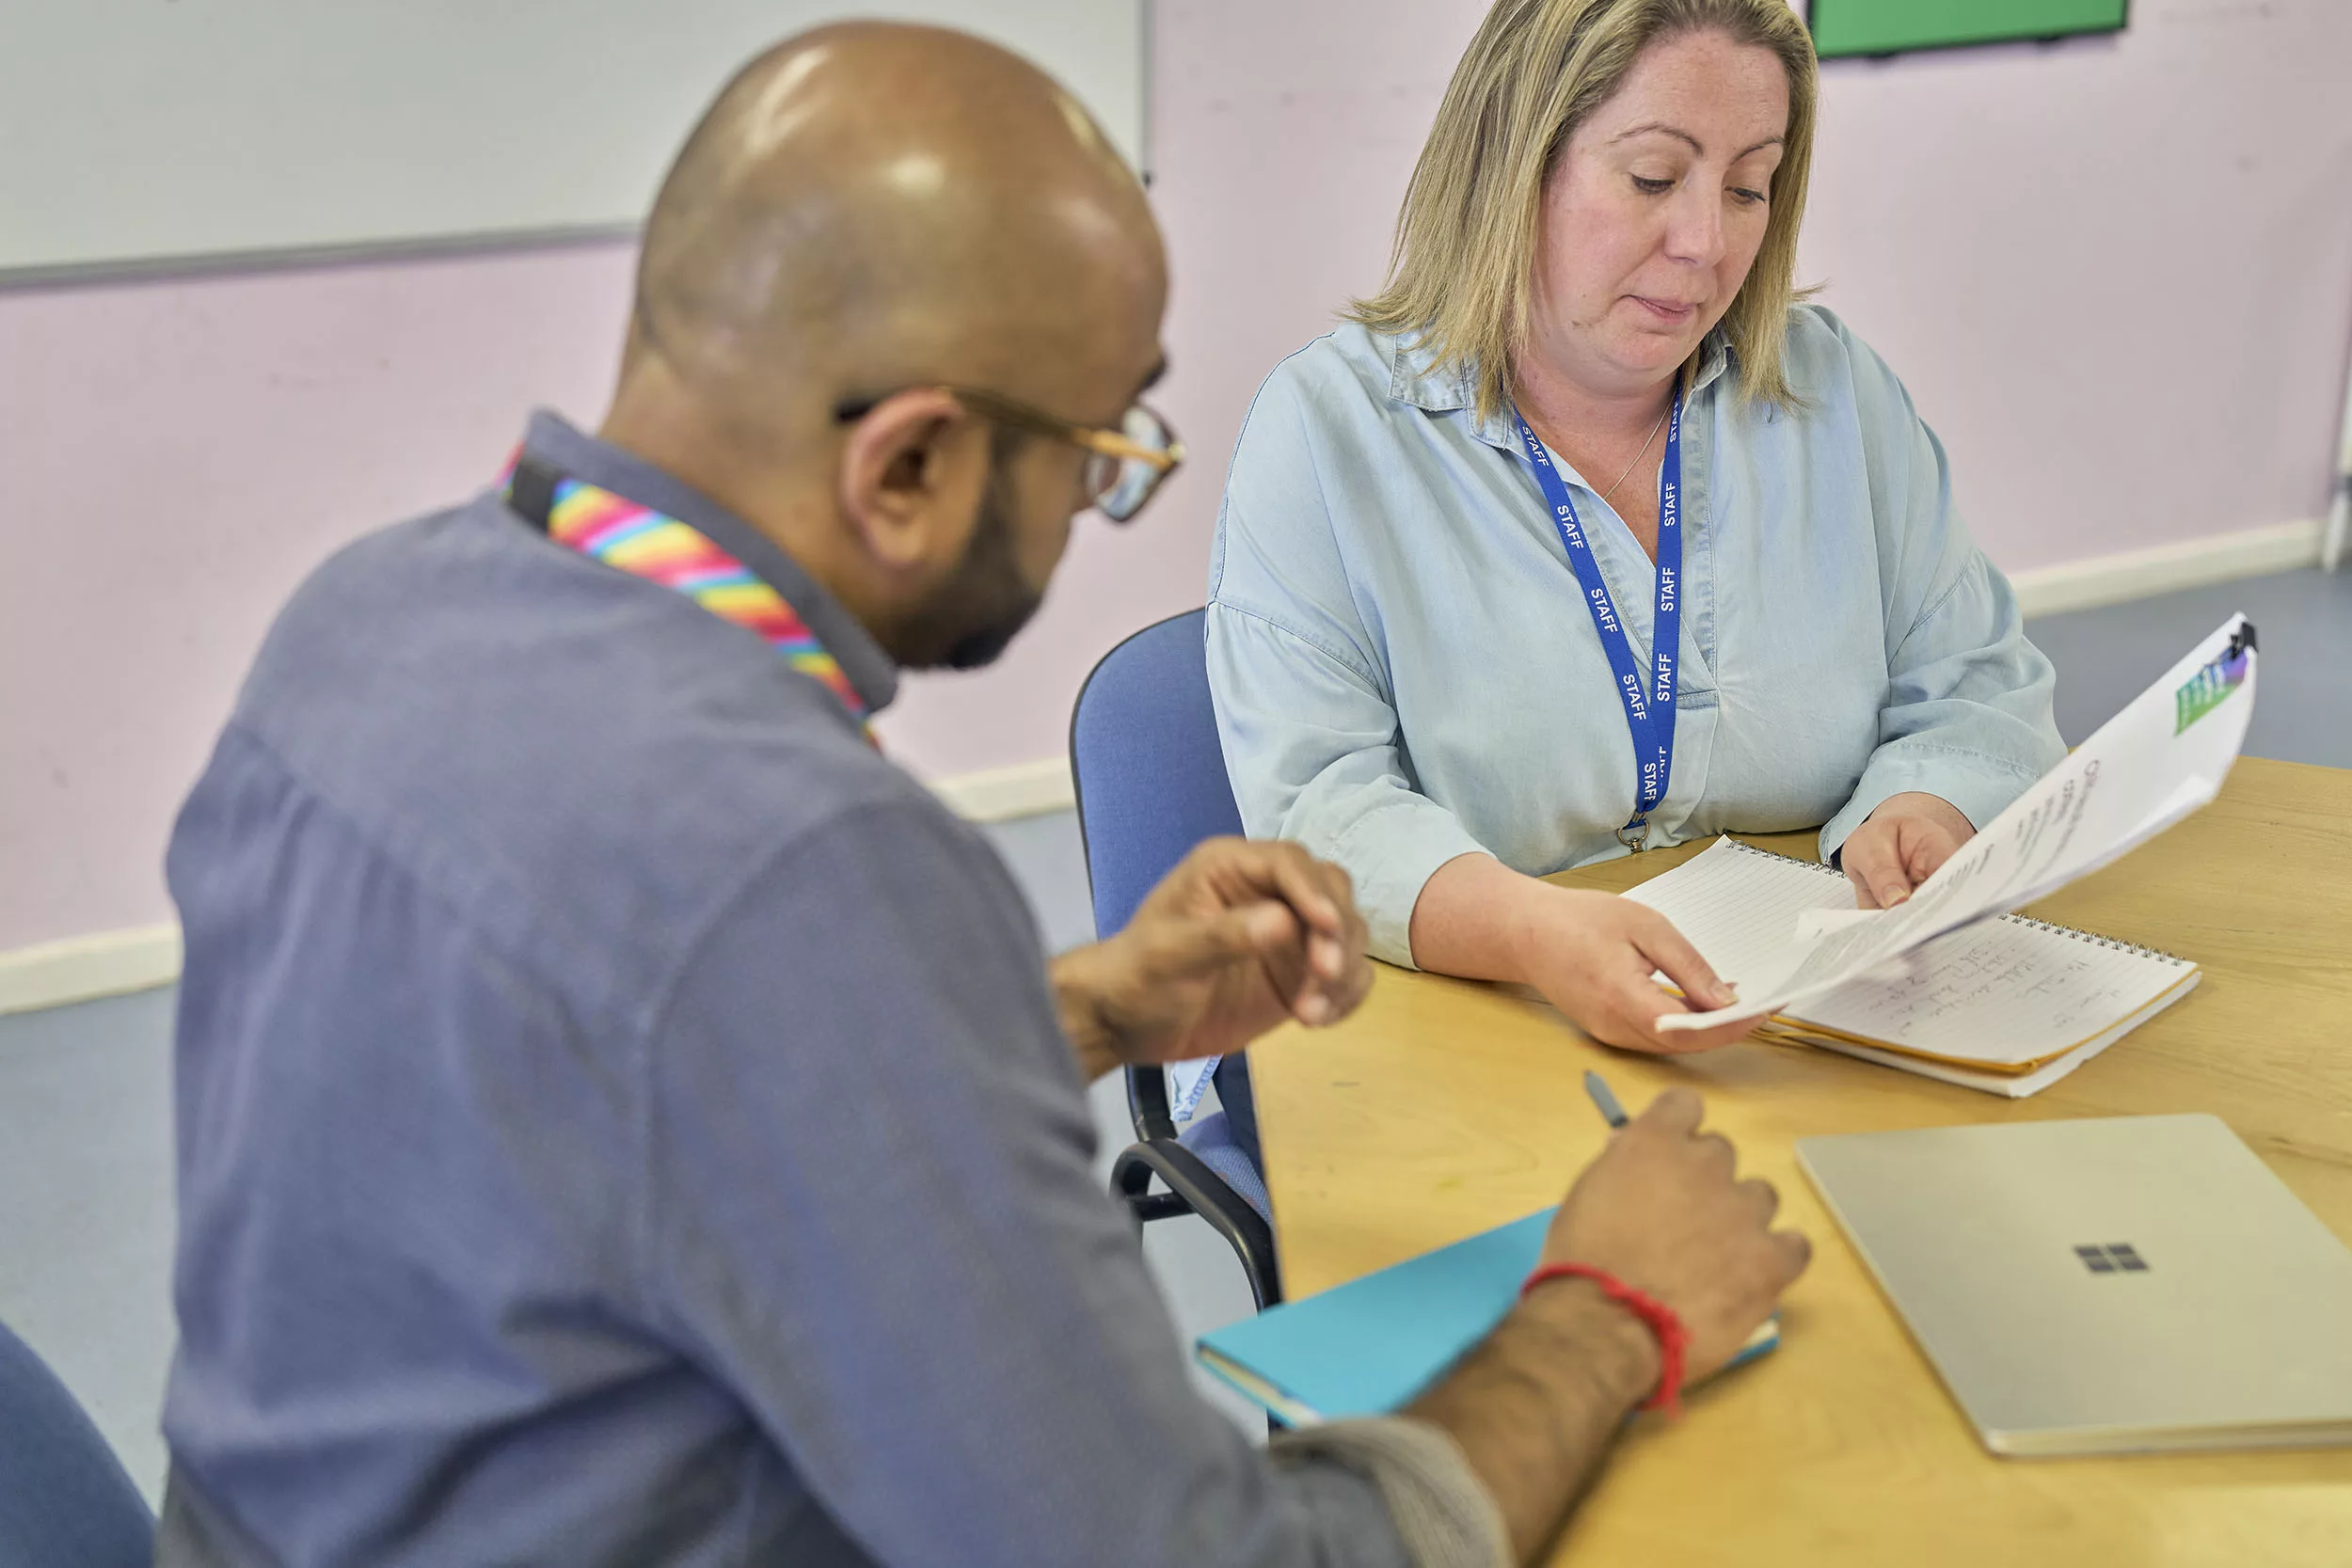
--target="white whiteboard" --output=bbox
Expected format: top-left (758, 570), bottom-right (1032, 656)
top-left (0, 1), bottom-right (1143, 282)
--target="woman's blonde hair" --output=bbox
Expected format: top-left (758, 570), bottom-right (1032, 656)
top-left (1349, 0), bottom-right (1819, 421)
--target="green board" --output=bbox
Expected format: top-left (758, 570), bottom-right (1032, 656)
top-left (1809, 0), bottom-right (2128, 58)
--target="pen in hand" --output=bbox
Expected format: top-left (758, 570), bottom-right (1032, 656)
top-left (1583, 1069), bottom-right (1629, 1130)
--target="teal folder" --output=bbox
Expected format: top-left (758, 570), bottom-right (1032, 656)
top-left (1196, 1208), bottom-right (1777, 1424)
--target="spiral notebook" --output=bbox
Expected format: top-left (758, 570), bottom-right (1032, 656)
top-left (1626, 838), bottom-right (2200, 1097)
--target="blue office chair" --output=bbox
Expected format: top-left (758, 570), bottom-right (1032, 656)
top-left (0, 1315), bottom-right (154, 1568)
top-left (1071, 608), bottom-right (1282, 1308)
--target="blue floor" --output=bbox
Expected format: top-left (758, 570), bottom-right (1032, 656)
top-left (4, 566), bottom-right (2344, 1501)
top-left (0, 987), bottom-right (176, 1499)
top-left (2024, 567), bottom-right (2352, 763)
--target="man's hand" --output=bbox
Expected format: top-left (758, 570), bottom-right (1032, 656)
top-left (1049, 838), bottom-right (1372, 1081)
top-left (1540, 1087), bottom-right (1810, 1380)
top-left (1409, 1087), bottom-right (1808, 1560)
top-left (1512, 886), bottom-right (1760, 1054)
top-left (1840, 791), bottom-right (1975, 910)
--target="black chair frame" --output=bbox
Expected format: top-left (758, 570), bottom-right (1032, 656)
top-left (1070, 612), bottom-right (1283, 1310)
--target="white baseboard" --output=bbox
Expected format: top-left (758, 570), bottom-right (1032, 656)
top-left (924, 755), bottom-right (1077, 823)
top-left (2010, 518), bottom-right (2322, 619)
top-left (0, 924), bottom-right (183, 1018)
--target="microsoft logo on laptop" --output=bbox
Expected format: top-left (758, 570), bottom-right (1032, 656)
top-left (2074, 1243), bottom-right (2149, 1275)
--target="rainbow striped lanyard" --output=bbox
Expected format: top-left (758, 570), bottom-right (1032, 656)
top-left (505, 456), bottom-right (873, 742)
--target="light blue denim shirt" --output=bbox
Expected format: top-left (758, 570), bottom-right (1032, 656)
top-left (1206, 306), bottom-right (2064, 966)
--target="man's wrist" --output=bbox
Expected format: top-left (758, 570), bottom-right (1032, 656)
top-left (1514, 1272), bottom-right (1663, 1414)
top-left (1407, 1263), bottom-right (1667, 1559)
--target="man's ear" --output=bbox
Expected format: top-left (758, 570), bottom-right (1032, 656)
top-left (835, 388), bottom-right (990, 578)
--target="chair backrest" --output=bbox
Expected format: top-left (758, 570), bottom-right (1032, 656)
top-left (1071, 610), bottom-right (1247, 1142)
top-left (0, 1317), bottom-right (154, 1568)
top-left (1070, 609), bottom-right (1245, 942)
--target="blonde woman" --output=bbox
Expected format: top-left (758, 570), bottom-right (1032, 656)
top-left (1206, 0), bottom-right (2063, 1056)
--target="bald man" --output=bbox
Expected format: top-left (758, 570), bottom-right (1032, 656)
top-left (157, 24), bottom-right (1804, 1568)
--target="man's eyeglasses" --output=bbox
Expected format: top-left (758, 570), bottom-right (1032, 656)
top-left (834, 386), bottom-right (1184, 523)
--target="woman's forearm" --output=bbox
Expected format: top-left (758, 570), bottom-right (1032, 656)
top-left (1406, 851), bottom-right (1556, 984)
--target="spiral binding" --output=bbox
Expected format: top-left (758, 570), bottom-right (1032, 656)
top-left (1724, 840), bottom-right (1840, 877)
top-left (1998, 912), bottom-right (2187, 966)
top-left (1719, 838), bottom-right (2188, 966)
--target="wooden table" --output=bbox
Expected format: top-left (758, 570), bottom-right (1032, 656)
top-left (1252, 756), bottom-right (2352, 1566)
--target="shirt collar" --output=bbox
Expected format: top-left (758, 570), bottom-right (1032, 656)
top-left (1386, 328), bottom-right (1735, 451)
top-left (515, 410), bottom-right (900, 717)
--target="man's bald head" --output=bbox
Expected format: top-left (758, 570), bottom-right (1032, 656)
top-left (596, 23), bottom-right (1170, 674)
top-left (628, 22), bottom-right (1163, 427)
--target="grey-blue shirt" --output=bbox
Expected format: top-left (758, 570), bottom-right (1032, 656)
top-left (1207, 309), bottom-right (2066, 964)
top-left (156, 414), bottom-right (1475, 1567)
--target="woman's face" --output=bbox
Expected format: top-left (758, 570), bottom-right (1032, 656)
top-left (1529, 29), bottom-right (1790, 398)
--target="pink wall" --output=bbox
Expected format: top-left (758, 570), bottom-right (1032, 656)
top-left (0, 247), bottom-right (633, 952)
top-left (7, 1), bottom-right (2352, 953)
top-left (0, 238), bottom-right (1217, 952)
top-left (1144, 0), bottom-right (2352, 587)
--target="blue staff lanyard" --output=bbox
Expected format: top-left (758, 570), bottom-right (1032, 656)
top-left (1514, 386), bottom-right (1683, 851)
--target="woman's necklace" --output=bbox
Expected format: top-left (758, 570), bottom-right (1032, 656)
top-left (1598, 399), bottom-right (1673, 510)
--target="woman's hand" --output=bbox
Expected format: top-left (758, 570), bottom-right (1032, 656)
top-left (1409, 853), bottom-right (1760, 1055)
top-left (1049, 838), bottom-right (1372, 1081)
top-left (1511, 887), bottom-right (1762, 1053)
top-left (1839, 792), bottom-right (1976, 910)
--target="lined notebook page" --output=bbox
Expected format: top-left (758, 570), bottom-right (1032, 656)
top-left (1622, 839), bottom-right (1856, 999)
top-left (1626, 840), bottom-right (2194, 1067)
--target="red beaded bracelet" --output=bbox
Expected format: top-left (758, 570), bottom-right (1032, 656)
top-left (1520, 1262), bottom-right (1690, 1418)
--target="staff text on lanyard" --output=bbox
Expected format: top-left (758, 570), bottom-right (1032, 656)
top-left (1514, 387), bottom-right (1684, 851)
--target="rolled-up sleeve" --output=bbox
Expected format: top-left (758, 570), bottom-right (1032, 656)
top-left (1207, 371), bottom-right (1489, 967)
top-left (1817, 318), bottom-right (2066, 863)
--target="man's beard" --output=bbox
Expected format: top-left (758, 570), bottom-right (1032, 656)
top-left (898, 458), bottom-right (1046, 672)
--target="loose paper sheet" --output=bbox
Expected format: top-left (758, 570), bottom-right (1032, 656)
top-left (1658, 615), bottom-right (2255, 1032)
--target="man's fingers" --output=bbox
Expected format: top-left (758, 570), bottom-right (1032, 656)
top-left (1208, 839), bottom-right (1343, 933)
top-left (1627, 910), bottom-right (1736, 1010)
top-left (1151, 840), bottom-right (1375, 1028)
top-left (1139, 899), bottom-right (1297, 982)
top-left (1308, 930), bottom-right (1346, 980)
top-left (1772, 1227), bottom-right (1814, 1283)
top-left (1264, 848), bottom-right (1342, 931)
top-left (1251, 843), bottom-right (1366, 962)
top-left (1320, 859), bottom-right (1370, 958)
top-left (1631, 1085), bottom-right (1706, 1137)
top-left (1169, 843), bottom-right (1366, 990)
top-left (1291, 928), bottom-right (1373, 1029)
top-left (1238, 847), bottom-right (1368, 1029)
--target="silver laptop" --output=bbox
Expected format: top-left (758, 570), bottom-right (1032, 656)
top-left (1797, 1114), bottom-right (2352, 1456)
